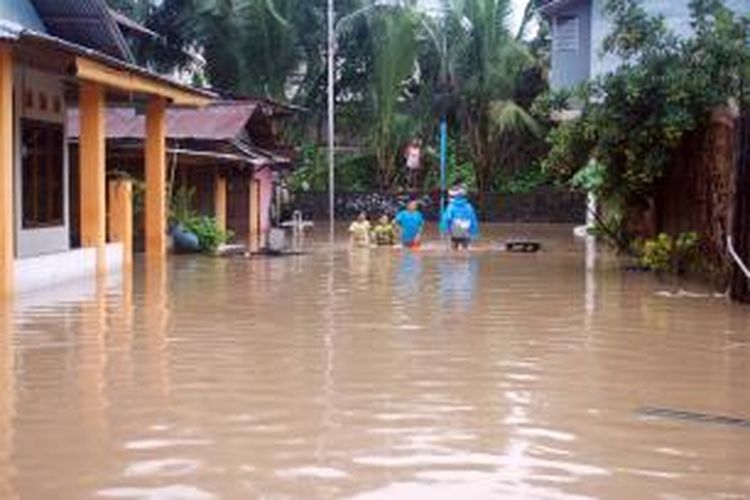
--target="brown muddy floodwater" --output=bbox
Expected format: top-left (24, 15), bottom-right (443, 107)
top-left (1, 224), bottom-right (750, 499)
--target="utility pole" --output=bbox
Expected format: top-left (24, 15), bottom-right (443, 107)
top-left (327, 0), bottom-right (336, 242)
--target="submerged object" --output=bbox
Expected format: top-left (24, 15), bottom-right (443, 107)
top-left (636, 407), bottom-right (750, 430)
top-left (505, 241), bottom-right (541, 253)
top-left (171, 224), bottom-right (201, 253)
top-left (251, 227), bottom-right (308, 258)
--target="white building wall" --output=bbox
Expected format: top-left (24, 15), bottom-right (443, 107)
top-left (15, 243), bottom-right (123, 294)
top-left (13, 66), bottom-right (71, 258)
top-left (590, 0), bottom-right (750, 80)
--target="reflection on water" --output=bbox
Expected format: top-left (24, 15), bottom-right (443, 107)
top-left (1, 224), bottom-right (750, 499)
top-left (436, 256), bottom-right (479, 311)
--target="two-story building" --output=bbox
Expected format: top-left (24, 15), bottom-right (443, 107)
top-left (540, 0), bottom-right (750, 91)
top-left (541, 0), bottom-right (750, 297)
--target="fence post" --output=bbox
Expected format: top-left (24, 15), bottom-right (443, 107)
top-left (108, 179), bottom-right (134, 268)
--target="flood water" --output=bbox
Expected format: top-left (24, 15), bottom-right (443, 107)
top-left (1, 224), bottom-right (750, 499)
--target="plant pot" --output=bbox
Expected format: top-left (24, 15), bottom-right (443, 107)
top-left (171, 224), bottom-right (201, 253)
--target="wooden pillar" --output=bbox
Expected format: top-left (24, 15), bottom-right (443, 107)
top-left (108, 179), bottom-right (133, 268)
top-left (214, 174), bottom-right (227, 232)
top-left (0, 46), bottom-right (13, 297)
top-left (248, 176), bottom-right (260, 251)
top-left (79, 81), bottom-right (107, 274)
top-left (145, 97), bottom-right (167, 258)
top-left (0, 301), bottom-right (15, 498)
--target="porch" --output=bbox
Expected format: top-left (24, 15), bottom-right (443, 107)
top-left (0, 30), bottom-right (211, 296)
top-left (67, 102), bottom-right (293, 253)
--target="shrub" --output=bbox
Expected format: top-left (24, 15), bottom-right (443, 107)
top-left (183, 216), bottom-right (233, 253)
top-left (541, 0), bottom-right (750, 248)
top-left (169, 185), bottom-right (233, 253)
top-left (638, 232), bottom-right (700, 274)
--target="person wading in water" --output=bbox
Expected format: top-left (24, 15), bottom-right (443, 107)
top-left (395, 199), bottom-right (425, 249)
top-left (440, 180), bottom-right (480, 250)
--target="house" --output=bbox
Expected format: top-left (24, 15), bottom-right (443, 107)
top-left (0, 0), bottom-right (212, 296)
top-left (540, 0), bottom-right (750, 91)
top-left (540, 0), bottom-right (750, 299)
top-left (68, 100), bottom-right (296, 250)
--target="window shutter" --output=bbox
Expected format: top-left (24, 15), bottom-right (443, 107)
top-left (554, 15), bottom-right (580, 52)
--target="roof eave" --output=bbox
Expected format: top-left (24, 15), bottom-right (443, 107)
top-left (4, 25), bottom-right (214, 106)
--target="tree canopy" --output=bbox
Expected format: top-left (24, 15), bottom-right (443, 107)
top-left (108, 0), bottom-right (550, 196)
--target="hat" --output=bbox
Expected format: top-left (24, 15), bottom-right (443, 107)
top-left (449, 184), bottom-right (467, 198)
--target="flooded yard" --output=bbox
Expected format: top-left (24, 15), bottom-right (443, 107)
top-left (1, 224), bottom-right (750, 499)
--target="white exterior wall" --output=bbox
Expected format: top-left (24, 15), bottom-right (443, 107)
top-left (13, 66), bottom-right (70, 258)
top-left (590, 0), bottom-right (750, 80)
top-left (15, 243), bottom-right (123, 294)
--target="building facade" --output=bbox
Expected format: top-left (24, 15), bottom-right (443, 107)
top-left (0, 0), bottom-right (211, 296)
top-left (541, 0), bottom-right (750, 90)
top-left (68, 101), bottom-right (295, 250)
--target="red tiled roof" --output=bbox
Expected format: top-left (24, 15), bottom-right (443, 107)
top-left (68, 102), bottom-right (258, 140)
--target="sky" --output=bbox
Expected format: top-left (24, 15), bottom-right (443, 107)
top-left (417, 0), bottom-right (530, 34)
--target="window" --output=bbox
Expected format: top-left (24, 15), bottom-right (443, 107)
top-left (21, 119), bottom-right (64, 228)
top-left (554, 15), bottom-right (580, 52)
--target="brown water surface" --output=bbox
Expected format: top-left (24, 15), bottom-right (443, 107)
top-left (1, 224), bottom-right (750, 499)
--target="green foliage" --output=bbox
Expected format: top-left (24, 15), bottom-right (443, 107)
top-left (420, 137), bottom-right (478, 193)
top-left (436, 0), bottom-right (543, 195)
top-left (368, 6), bottom-right (420, 189)
top-left (336, 154), bottom-right (379, 192)
top-left (570, 160), bottom-right (607, 192)
top-left (287, 143), bottom-right (378, 192)
top-left (184, 216), bottom-right (233, 253)
top-left (287, 143), bottom-right (328, 192)
top-left (494, 164), bottom-right (550, 194)
top-left (543, 0), bottom-right (750, 221)
top-left (638, 232), bottom-right (700, 274)
top-left (169, 185), bottom-right (196, 228)
top-left (169, 185), bottom-right (233, 252)
top-left (114, 0), bottom-right (550, 195)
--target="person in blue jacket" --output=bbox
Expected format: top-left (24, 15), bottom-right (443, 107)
top-left (440, 182), bottom-right (479, 250)
top-left (395, 199), bottom-right (425, 248)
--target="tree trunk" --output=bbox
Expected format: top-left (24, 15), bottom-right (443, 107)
top-left (730, 111), bottom-right (750, 302)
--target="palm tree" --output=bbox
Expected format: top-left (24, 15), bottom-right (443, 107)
top-left (367, 6), bottom-right (421, 189)
top-left (428, 0), bottom-right (541, 202)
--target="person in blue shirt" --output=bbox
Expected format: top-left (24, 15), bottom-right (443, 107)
top-left (440, 185), bottom-right (479, 250)
top-left (395, 200), bottom-right (425, 248)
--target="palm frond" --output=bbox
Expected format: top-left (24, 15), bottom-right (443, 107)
top-left (489, 99), bottom-right (542, 137)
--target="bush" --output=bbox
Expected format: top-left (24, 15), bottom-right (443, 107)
top-left (169, 185), bottom-right (233, 253)
top-left (541, 0), bottom-right (750, 248)
top-left (183, 216), bottom-right (233, 253)
top-left (638, 232), bottom-right (700, 274)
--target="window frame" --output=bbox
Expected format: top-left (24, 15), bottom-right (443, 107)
top-left (20, 118), bottom-right (65, 229)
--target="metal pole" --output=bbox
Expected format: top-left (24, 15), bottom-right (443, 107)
top-left (439, 117), bottom-right (447, 216)
top-left (327, 0), bottom-right (336, 242)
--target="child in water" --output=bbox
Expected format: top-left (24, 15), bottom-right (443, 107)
top-left (395, 200), bottom-right (425, 248)
top-left (372, 214), bottom-right (397, 246)
top-left (349, 212), bottom-right (371, 248)
top-left (441, 182), bottom-right (479, 250)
